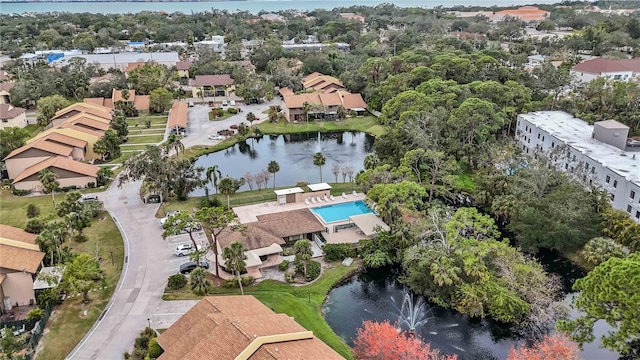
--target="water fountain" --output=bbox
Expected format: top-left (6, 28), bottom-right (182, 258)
top-left (391, 291), bottom-right (431, 332)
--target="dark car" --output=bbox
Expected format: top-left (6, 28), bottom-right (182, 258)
top-left (179, 260), bottom-right (209, 274)
top-left (230, 124), bottom-right (238, 130)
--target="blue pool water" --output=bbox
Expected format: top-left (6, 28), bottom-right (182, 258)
top-left (311, 201), bottom-right (374, 223)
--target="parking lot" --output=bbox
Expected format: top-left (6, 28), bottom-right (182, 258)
top-left (163, 226), bottom-right (211, 274)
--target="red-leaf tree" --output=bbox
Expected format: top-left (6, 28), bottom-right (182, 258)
top-left (507, 334), bottom-right (582, 360)
top-left (353, 320), bottom-right (457, 360)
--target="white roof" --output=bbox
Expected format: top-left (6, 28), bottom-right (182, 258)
top-left (349, 213), bottom-right (390, 237)
top-left (244, 251), bottom-right (262, 268)
top-left (274, 187), bottom-right (304, 196)
top-left (33, 266), bottom-right (65, 290)
top-left (251, 243), bottom-right (283, 257)
top-left (51, 52), bottom-right (180, 65)
top-left (519, 111), bottom-right (640, 185)
top-left (307, 183), bottom-right (332, 192)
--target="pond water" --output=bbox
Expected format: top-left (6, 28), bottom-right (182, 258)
top-left (323, 252), bottom-right (619, 360)
top-left (191, 132), bottom-right (374, 195)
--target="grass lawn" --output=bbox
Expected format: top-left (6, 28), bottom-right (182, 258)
top-left (24, 124), bottom-right (43, 137)
top-left (156, 182), bottom-right (360, 217)
top-left (209, 111), bottom-right (235, 121)
top-left (181, 137), bottom-right (240, 160)
top-left (163, 262), bottom-right (358, 359)
top-left (124, 135), bottom-right (164, 145)
top-left (126, 115), bottom-right (167, 126)
top-left (104, 150), bottom-right (143, 164)
top-left (255, 116), bottom-right (385, 137)
top-left (37, 210), bottom-right (124, 360)
top-left (0, 191), bottom-right (56, 228)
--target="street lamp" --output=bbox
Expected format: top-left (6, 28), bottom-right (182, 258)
top-left (147, 318), bottom-right (151, 329)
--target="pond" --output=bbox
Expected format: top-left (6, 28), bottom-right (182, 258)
top-left (323, 253), bottom-right (619, 360)
top-left (191, 131), bottom-right (374, 195)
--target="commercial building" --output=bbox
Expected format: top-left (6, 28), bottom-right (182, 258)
top-left (571, 57), bottom-right (640, 82)
top-left (50, 52), bottom-right (180, 71)
top-left (156, 295), bottom-right (344, 360)
top-left (516, 111), bottom-right (640, 222)
top-left (191, 75), bottom-right (235, 99)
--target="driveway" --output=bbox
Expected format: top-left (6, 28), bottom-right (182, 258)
top-left (182, 100), bottom-right (280, 149)
top-left (66, 180), bottom-right (198, 359)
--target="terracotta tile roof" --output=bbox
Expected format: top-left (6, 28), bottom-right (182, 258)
top-left (41, 132), bottom-right (88, 148)
top-left (59, 123), bottom-right (105, 137)
top-left (191, 74), bottom-right (235, 86)
top-left (124, 61), bottom-right (155, 73)
top-left (156, 296), bottom-right (344, 360)
top-left (318, 93), bottom-right (342, 106)
top-left (53, 103), bottom-right (112, 121)
top-left (0, 244), bottom-right (44, 273)
top-left (278, 87), bottom-right (294, 97)
top-left (176, 61), bottom-right (192, 70)
top-left (255, 208), bottom-right (326, 237)
top-left (84, 98), bottom-right (108, 107)
top-left (12, 156), bottom-right (99, 183)
top-left (133, 95), bottom-right (150, 110)
top-left (0, 70), bottom-right (9, 82)
top-left (4, 137), bottom-right (74, 160)
top-left (167, 101), bottom-right (187, 129)
top-left (302, 74), bottom-right (344, 92)
top-left (218, 223), bottom-right (285, 252)
top-left (0, 224), bottom-right (37, 245)
top-left (494, 6), bottom-right (550, 20)
top-left (301, 72), bottom-right (322, 83)
top-left (0, 104), bottom-right (26, 119)
top-left (283, 93), bottom-right (321, 109)
top-left (60, 116), bottom-right (110, 132)
top-left (0, 82), bottom-right (16, 93)
top-left (572, 57), bottom-right (640, 74)
top-left (112, 89), bottom-right (136, 103)
top-left (339, 91), bottom-right (368, 110)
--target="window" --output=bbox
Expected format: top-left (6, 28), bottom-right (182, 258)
top-left (606, 175), bottom-right (611, 183)
top-left (529, 128), bottom-right (532, 133)
top-left (565, 163), bottom-right (569, 170)
top-left (611, 194), bottom-right (615, 201)
top-left (628, 205), bottom-right (632, 213)
top-left (1, 119), bottom-right (7, 123)
top-left (542, 136), bottom-right (544, 141)
top-left (572, 155), bottom-right (576, 161)
top-left (525, 125), bottom-right (528, 132)
top-left (551, 142), bottom-right (555, 148)
top-left (591, 167), bottom-right (595, 174)
top-left (537, 133), bottom-right (540, 139)
top-left (613, 180), bottom-right (618, 188)
top-left (631, 191), bottom-right (636, 199)
top-left (585, 163), bottom-right (589, 170)
top-left (636, 211), bottom-right (640, 219)
top-left (614, 74), bottom-right (622, 80)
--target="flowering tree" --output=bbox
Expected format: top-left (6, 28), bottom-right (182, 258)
top-left (353, 320), bottom-right (457, 360)
top-left (507, 334), bottom-right (581, 360)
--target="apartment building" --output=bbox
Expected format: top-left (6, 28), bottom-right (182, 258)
top-left (516, 111), bottom-right (640, 222)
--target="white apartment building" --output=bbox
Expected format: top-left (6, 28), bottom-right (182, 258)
top-left (571, 57), bottom-right (640, 83)
top-left (516, 111), bottom-right (640, 222)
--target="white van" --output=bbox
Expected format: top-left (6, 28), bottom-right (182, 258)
top-left (175, 244), bottom-right (194, 256)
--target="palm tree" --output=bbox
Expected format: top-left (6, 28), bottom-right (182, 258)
top-left (222, 242), bottom-right (247, 295)
top-left (294, 239), bottom-right (313, 281)
top-left (189, 267), bottom-right (212, 296)
top-left (38, 169), bottom-right (59, 208)
top-left (267, 161), bottom-right (280, 189)
top-left (206, 165), bottom-right (222, 194)
top-left (218, 177), bottom-right (240, 209)
top-left (246, 112), bottom-right (256, 129)
top-left (313, 152), bottom-right (326, 182)
top-left (166, 133), bottom-right (185, 156)
top-left (363, 153), bottom-right (380, 170)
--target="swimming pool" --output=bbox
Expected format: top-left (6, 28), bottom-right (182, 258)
top-left (311, 200), bottom-right (375, 223)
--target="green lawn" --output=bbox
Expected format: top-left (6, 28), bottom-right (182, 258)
top-left (24, 124), bottom-right (43, 137)
top-left (255, 116), bottom-right (385, 137)
top-left (124, 135), bottom-right (164, 145)
top-left (126, 115), bottom-right (167, 126)
top-left (163, 263), bottom-right (358, 359)
top-left (181, 137), bottom-right (241, 160)
top-left (104, 150), bottom-right (143, 164)
top-left (0, 191), bottom-right (124, 360)
top-left (209, 111), bottom-right (235, 121)
top-left (156, 182), bottom-right (360, 217)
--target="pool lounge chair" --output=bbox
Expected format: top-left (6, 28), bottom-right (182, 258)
top-left (342, 192), bottom-right (348, 198)
top-left (324, 195), bottom-right (329, 202)
top-left (311, 197), bottom-right (317, 204)
top-left (317, 196), bottom-right (323, 203)
top-left (304, 198), bottom-right (310, 205)
top-left (352, 190), bottom-right (358, 197)
top-left (330, 195), bottom-right (335, 201)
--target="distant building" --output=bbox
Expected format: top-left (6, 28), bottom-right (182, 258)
top-left (196, 36), bottom-right (226, 52)
top-left (449, 6), bottom-right (549, 23)
top-left (260, 13), bottom-right (284, 22)
top-left (0, 83), bottom-right (16, 104)
top-left (302, 72), bottom-right (346, 93)
top-left (340, 12), bottom-right (365, 23)
top-left (191, 75), bottom-right (235, 99)
top-left (282, 43), bottom-right (350, 52)
top-left (84, 89), bottom-right (150, 111)
top-left (50, 52), bottom-right (180, 71)
top-left (516, 111), bottom-right (640, 222)
top-left (175, 61), bottom-right (192, 78)
top-left (0, 104), bottom-right (27, 129)
top-left (282, 91), bottom-right (367, 122)
top-left (571, 57), bottom-right (640, 83)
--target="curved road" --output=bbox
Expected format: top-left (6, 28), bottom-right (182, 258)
top-left (65, 101), bottom-right (277, 359)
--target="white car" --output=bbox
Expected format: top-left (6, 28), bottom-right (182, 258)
top-left (222, 100), bottom-right (228, 106)
top-left (208, 134), bottom-right (224, 141)
top-left (175, 243), bottom-right (205, 257)
top-left (229, 100), bottom-right (236, 107)
top-left (160, 210), bottom-right (182, 226)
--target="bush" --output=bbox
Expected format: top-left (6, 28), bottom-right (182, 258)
top-left (25, 218), bottom-right (45, 234)
top-left (26, 204), bottom-right (40, 218)
top-left (37, 288), bottom-right (61, 309)
top-left (199, 196), bottom-right (222, 209)
top-left (87, 182), bottom-right (96, 188)
top-left (282, 248), bottom-right (292, 256)
top-left (147, 338), bottom-right (164, 359)
top-left (12, 188), bottom-right (31, 196)
top-left (123, 352), bottom-right (130, 359)
top-left (295, 260), bottom-right (321, 282)
top-left (134, 335), bottom-right (150, 350)
top-left (323, 243), bottom-right (356, 262)
top-left (285, 271), bottom-right (295, 283)
top-left (223, 276), bottom-right (255, 288)
top-left (167, 274), bottom-right (187, 290)
top-left (227, 107), bottom-right (238, 114)
top-left (60, 185), bottom-right (78, 192)
top-left (242, 276), bottom-right (255, 286)
top-left (27, 308), bottom-right (44, 321)
top-left (279, 260), bottom-right (290, 271)
top-left (296, 181), bottom-right (308, 188)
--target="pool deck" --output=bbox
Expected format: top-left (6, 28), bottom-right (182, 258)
top-left (233, 192), bottom-right (365, 223)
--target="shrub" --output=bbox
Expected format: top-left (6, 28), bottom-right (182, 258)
top-left (27, 308), bottom-right (44, 321)
top-left (25, 218), bottom-right (45, 234)
top-left (123, 352), bottom-right (130, 359)
top-left (26, 204), bottom-right (40, 218)
top-left (87, 182), bottom-right (96, 188)
top-left (285, 271), bottom-right (295, 283)
top-left (279, 260), bottom-right (290, 271)
top-left (282, 248), bottom-right (292, 256)
top-left (296, 181), bottom-right (308, 188)
top-left (37, 288), bottom-right (61, 309)
top-left (223, 276), bottom-right (255, 288)
top-left (167, 274), bottom-right (187, 290)
top-left (147, 338), bottom-right (164, 359)
top-left (323, 243), bottom-right (356, 262)
top-left (190, 267), bottom-right (212, 295)
top-left (242, 276), bottom-right (255, 286)
top-left (199, 196), bottom-right (222, 209)
top-left (295, 260), bottom-right (321, 282)
top-left (134, 335), bottom-right (150, 350)
top-left (227, 107), bottom-right (238, 114)
top-left (12, 188), bottom-right (31, 196)
top-left (60, 185), bottom-right (78, 192)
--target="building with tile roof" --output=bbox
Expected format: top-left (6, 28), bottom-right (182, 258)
top-left (0, 82), bottom-right (16, 105)
top-left (11, 156), bottom-right (99, 191)
top-left (571, 57), bottom-right (640, 83)
top-left (51, 102), bottom-right (112, 123)
top-left (156, 295), bottom-right (344, 360)
top-left (191, 75), bottom-right (235, 99)
top-left (176, 60), bottom-right (192, 78)
top-left (282, 90), bottom-right (367, 122)
top-left (0, 104), bottom-right (27, 129)
top-left (0, 225), bottom-right (45, 312)
top-left (84, 89), bottom-right (150, 111)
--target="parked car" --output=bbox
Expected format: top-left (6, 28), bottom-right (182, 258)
top-left (208, 134), bottom-right (224, 141)
top-left (229, 100), bottom-right (236, 106)
top-left (160, 210), bottom-right (182, 226)
top-left (179, 260), bottom-right (209, 274)
top-left (175, 243), bottom-right (204, 257)
top-left (217, 130), bottom-right (234, 136)
top-left (230, 124), bottom-right (238, 130)
top-left (188, 101), bottom-right (194, 107)
top-left (79, 194), bottom-right (99, 202)
top-left (222, 100), bottom-right (228, 106)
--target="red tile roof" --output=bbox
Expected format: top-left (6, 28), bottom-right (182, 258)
top-left (4, 138), bottom-right (74, 160)
top-left (572, 57), bottom-right (640, 74)
top-left (12, 156), bottom-right (99, 183)
top-left (167, 101), bottom-right (187, 129)
top-left (0, 104), bottom-right (26, 119)
top-left (176, 61), bottom-right (192, 70)
top-left (0, 82), bottom-right (16, 93)
top-left (191, 74), bottom-right (234, 86)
